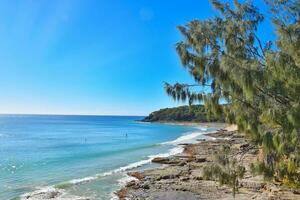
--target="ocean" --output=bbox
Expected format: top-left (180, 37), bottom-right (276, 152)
top-left (0, 115), bottom-right (217, 200)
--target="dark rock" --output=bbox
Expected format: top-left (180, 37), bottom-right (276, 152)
top-left (178, 161), bottom-right (186, 166)
top-left (142, 184), bottom-right (150, 189)
top-left (128, 172), bottom-right (144, 180)
top-left (126, 180), bottom-right (136, 187)
top-left (196, 157), bottom-right (207, 162)
top-left (293, 190), bottom-right (300, 195)
top-left (180, 177), bottom-right (189, 181)
top-left (48, 191), bottom-right (60, 198)
top-left (240, 143), bottom-right (250, 149)
top-left (161, 175), bottom-right (171, 179)
top-left (161, 174), bottom-right (178, 180)
top-left (152, 157), bottom-right (182, 165)
top-left (152, 157), bottom-right (170, 164)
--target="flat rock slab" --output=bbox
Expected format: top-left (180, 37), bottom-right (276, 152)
top-left (149, 191), bottom-right (200, 200)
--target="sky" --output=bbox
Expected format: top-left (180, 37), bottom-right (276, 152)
top-left (0, 0), bottom-right (272, 116)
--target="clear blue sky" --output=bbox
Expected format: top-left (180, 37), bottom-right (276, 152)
top-left (0, 0), bottom-right (271, 116)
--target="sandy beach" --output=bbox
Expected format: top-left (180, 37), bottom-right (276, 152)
top-left (140, 121), bottom-right (227, 130)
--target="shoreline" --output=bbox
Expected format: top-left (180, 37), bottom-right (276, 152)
top-left (116, 126), bottom-right (300, 200)
top-left (19, 121), bottom-right (215, 200)
top-left (137, 120), bottom-right (227, 128)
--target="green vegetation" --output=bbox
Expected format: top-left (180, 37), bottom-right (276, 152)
top-left (165, 0), bottom-right (300, 188)
top-left (142, 105), bottom-right (224, 122)
top-left (203, 145), bottom-right (245, 198)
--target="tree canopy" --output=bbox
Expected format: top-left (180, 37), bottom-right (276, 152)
top-left (165, 0), bottom-right (300, 186)
top-left (142, 105), bottom-right (224, 122)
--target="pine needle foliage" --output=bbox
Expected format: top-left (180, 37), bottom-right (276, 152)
top-left (203, 145), bottom-right (245, 198)
top-left (165, 0), bottom-right (300, 186)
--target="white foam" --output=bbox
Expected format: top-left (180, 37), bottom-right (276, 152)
top-left (20, 186), bottom-right (92, 200)
top-left (20, 130), bottom-right (199, 200)
top-left (109, 146), bottom-right (185, 200)
top-left (116, 158), bottom-right (153, 172)
top-left (117, 174), bottom-right (138, 186)
top-left (108, 146), bottom-right (184, 200)
top-left (111, 146), bottom-right (184, 175)
top-left (21, 186), bottom-right (63, 200)
top-left (106, 146), bottom-right (184, 177)
top-left (108, 174), bottom-right (139, 200)
top-left (67, 146), bottom-right (184, 185)
top-left (68, 176), bottom-right (98, 185)
top-left (162, 129), bottom-right (207, 145)
top-left (149, 146), bottom-right (184, 158)
top-left (110, 194), bottom-right (119, 200)
top-left (64, 159), bottom-right (149, 186)
top-left (37, 145), bottom-right (183, 192)
top-left (57, 159), bottom-right (151, 187)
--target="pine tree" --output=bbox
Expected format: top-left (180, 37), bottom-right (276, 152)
top-left (165, 0), bottom-right (300, 186)
top-left (203, 145), bottom-right (245, 198)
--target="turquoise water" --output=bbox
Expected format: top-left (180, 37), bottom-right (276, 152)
top-left (0, 115), bottom-right (214, 200)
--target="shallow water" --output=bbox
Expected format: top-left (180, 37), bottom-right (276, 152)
top-left (0, 115), bottom-right (216, 199)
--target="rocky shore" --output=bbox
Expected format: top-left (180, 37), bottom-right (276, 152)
top-left (116, 127), bottom-right (300, 200)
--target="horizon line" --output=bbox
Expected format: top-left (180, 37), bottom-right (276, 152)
top-left (0, 113), bottom-right (146, 117)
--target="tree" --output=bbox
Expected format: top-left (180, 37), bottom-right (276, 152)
top-left (203, 145), bottom-right (245, 198)
top-left (165, 0), bottom-right (300, 186)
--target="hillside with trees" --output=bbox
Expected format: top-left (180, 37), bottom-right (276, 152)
top-left (165, 0), bottom-right (300, 188)
top-left (142, 105), bottom-right (224, 122)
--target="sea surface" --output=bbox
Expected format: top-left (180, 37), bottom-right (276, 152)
top-left (0, 115), bottom-right (217, 200)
